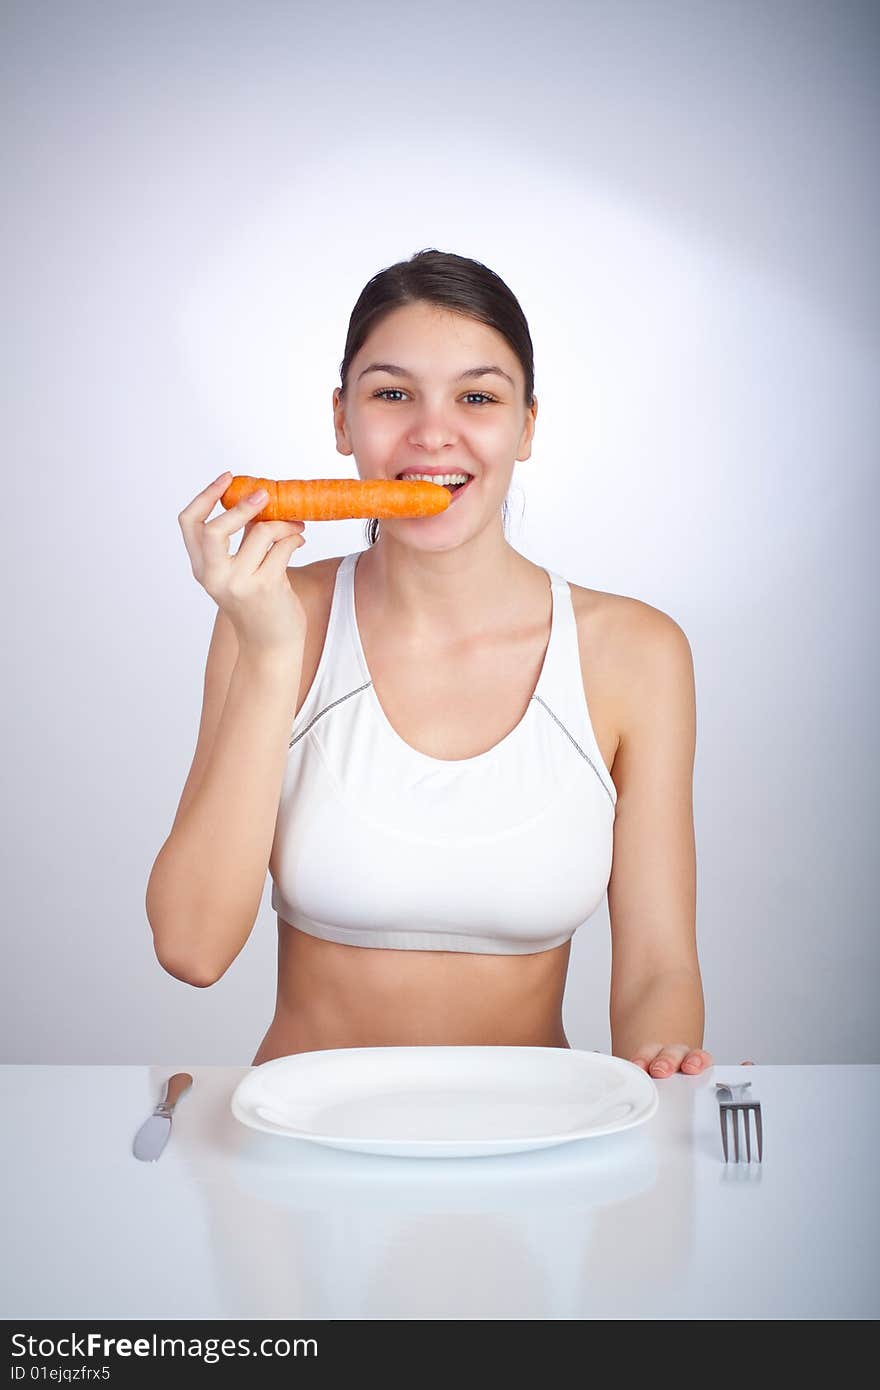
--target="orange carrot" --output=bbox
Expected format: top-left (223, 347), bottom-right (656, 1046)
top-left (220, 476), bottom-right (452, 521)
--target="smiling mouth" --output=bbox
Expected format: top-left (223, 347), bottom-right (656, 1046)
top-left (395, 474), bottom-right (474, 495)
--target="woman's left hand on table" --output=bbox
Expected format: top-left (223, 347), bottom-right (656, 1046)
top-left (630, 1043), bottom-right (714, 1078)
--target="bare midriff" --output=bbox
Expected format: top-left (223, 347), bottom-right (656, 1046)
top-left (249, 551), bottom-right (619, 1067)
top-left (250, 922), bottom-right (573, 1063)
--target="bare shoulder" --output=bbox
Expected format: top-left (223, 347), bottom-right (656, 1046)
top-left (568, 581), bottom-right (694, 735)
top-left (570, 581), bottom-right (691, 651)
top-left (285, 554), bottom-right (342, 608)
top-left (284, 554), bottom-right (336, 589)
top-left (285, 552), bottom-right (351, 648)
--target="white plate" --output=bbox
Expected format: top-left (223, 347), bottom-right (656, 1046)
top-left (230, 1046), bottom-right (658, 1157)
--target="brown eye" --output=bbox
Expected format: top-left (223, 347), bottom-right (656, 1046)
top-left (371, 389), bottom-right (498, 405)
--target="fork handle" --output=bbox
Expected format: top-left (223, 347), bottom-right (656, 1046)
top-left (715, 1081), bottom-right (752, 1101)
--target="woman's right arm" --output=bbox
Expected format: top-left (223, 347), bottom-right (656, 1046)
top-left (145, 472), bottom-right (308, 986)
top-left (145, 630), bottom-right (302, 986)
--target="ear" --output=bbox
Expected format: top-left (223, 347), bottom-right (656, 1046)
top-left (516, 393), bottom-right (538, 461)
top-left (332, 387), bottom-right (353, 456)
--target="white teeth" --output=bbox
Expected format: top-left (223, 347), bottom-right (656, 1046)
top-left (396, 472), bottom-right (471, 485)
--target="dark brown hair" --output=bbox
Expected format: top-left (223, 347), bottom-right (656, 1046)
top-left (335, 248), bottom-right (535, 547)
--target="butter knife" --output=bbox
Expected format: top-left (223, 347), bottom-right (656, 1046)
top-left (132, 1072), bottom-right (192, 1162)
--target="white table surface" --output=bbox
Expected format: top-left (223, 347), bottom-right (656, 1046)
top-left (3, 1062), bottom-right (878, 1320)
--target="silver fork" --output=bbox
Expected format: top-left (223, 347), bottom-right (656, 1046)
top-left (715, 1081), bottom-right (763, 1163)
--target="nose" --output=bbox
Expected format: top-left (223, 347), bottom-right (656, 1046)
top-left (405, 403), bottom-right (461, 453)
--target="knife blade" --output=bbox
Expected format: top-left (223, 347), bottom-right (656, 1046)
top-left (132, 1072), bottom-right (193, 1162)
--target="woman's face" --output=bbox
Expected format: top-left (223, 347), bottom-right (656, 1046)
top-left (333, 302), bottom-right (537, 528)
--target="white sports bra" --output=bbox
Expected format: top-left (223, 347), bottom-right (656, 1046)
top-left (269, 551), bottom-right (617, 954)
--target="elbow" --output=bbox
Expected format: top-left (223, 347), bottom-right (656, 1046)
top-left (146, 876), bottom-right (225, 988)
top-left (146, 913), bottom-right (224, 987)
top-left (155, 950), bottom-right (223, 988)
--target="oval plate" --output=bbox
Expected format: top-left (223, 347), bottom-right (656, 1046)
top-left (231, 1046), bottom-right (658, 1158)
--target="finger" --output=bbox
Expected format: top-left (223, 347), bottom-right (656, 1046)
top-left (241, 514), bottom-right (303, 544)
top-left (648, 1045), bottom-right (690, 1077)
top-left (629, 1043), bottom-right (664, 1072)
top-left (205, 486), bottom-right (275, 548)
top-left (682, 1050), bottom-right (712, 1072)
top-left (258, 526), bottom-right (307, 574)
top-left (234, 519), bottom-right (304, 565)
top-left (178, 472), bottom-right (233, 533)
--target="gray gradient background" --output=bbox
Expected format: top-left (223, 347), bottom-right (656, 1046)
top-left (2, 0), bottom-right (877, 1063)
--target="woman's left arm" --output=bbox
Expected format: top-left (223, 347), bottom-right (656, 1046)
top-left (605, 603), bottom-right (713, 1079)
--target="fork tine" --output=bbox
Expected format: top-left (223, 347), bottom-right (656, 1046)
top-left (719, 1105), bottom-right (729, 1161)
top-left (718, 1096), bottom-right (763, 1164)
top-left (731, 1105), bottom-right (740, 1162)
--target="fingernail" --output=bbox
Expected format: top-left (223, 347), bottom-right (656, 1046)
top-left (249, 489), bottom-right (268, 503)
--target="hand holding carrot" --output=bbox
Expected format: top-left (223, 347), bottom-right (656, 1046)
top-left (178, 472), bottom-right (308, 658)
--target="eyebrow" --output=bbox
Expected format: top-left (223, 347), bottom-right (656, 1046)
top-left (357, 362), bottom-right (516, 389)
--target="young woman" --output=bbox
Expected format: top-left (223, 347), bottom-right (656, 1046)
top-left (147, 248), bottom-right (713, 1081)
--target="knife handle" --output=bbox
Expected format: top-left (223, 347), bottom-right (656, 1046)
top-left (154, 1072), bottom-right (193, 1116)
